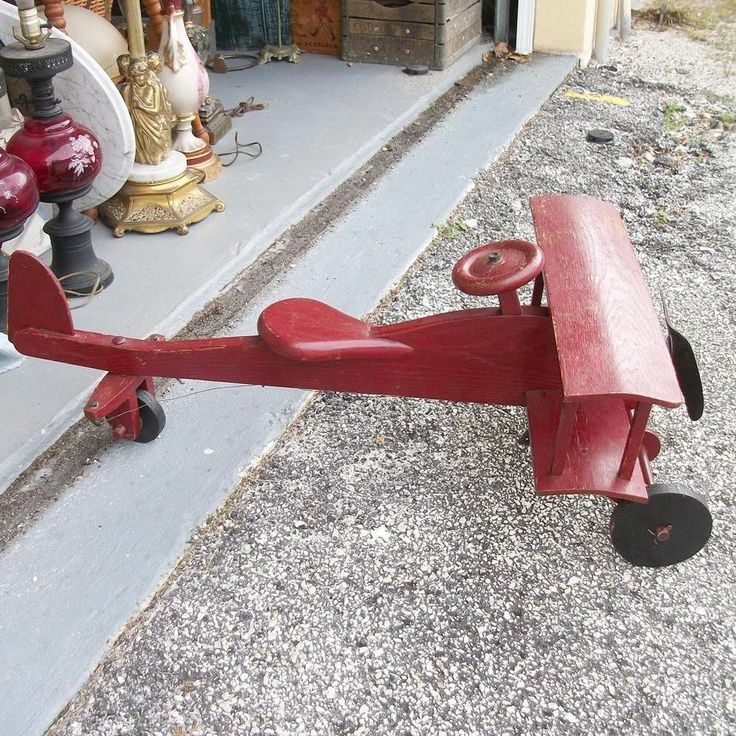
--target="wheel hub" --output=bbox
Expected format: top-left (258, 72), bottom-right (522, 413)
top-left (610, 483), bottom-right (712, 567)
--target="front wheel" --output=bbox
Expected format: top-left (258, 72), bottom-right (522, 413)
top-left (610, 483), bottom-right (712, 567)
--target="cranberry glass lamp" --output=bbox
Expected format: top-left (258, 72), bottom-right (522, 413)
top-left (0, 71), bottom-right (40, 332)
top-left (0, 0), bottom-right (113, 296)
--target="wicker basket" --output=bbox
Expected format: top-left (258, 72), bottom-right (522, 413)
top-left (35, 0), bottom-right (113, 22)
top-left (66, 0), bottom-right (113, 20)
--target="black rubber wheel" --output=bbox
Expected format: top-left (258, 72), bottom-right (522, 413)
top-left (610, 483), bottom-right (712, 567)
top-left (134, 389), bottom-right (166, 443)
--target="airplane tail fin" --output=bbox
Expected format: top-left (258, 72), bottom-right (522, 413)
top-left (8, 251), bottom-right (74, 339)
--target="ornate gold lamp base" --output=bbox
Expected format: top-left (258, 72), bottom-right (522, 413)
top-left (99, 167), bottom-right (224, 237)
top-left (171, 115), bottom-right (222, 183)
top-left (259, 43), bottom-right (302, 64)
top-left (184, 144), bottom-right (223, 182)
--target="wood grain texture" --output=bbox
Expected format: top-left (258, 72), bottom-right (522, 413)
top-left (9, 252), bottom-right (561, 407)
top-left (344, 0), bottom-right (435, 25)
top-left (258, 298), bottom-right (414, 361)
top-left (7, 251), bottom-right (74, 336)
top-left (347, 17), bottom-right (435, 41)
top-left (12, 306), bottom-right (561, 407)
top-left (531, 194), bottom-right (682, 408)
top-left (342, 0), bottom-right (480, 70)
top-left (39, 0), bottom-right (66, 31)
top-left (451, 240), bottom-right (544, 297)
top-left (527, 390), bottom-right (649, 502)
top-left (84, 373), bottom-right (156, 439)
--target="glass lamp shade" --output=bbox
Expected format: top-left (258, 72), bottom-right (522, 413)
top-left (6, 113), bottom-right (101, 199)
top-left (0, 33), bottom-right (112, 299)
top-left (0, 146), bottom-right (40, 241)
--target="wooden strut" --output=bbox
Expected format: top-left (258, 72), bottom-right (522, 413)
top-left (619, 403), bottom-right (652, 480)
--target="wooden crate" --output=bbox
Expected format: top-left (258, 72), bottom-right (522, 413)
top-left (342, 0), bottom-right (481, 70)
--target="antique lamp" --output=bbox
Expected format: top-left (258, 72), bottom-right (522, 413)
top-left (182, 0), bottom-right (231, 147)
top-left (0, 0), bottom-right (113, 296)
top-left (158, 0), bottom-right (220, 181)
top-left (0, 70), bottom-right (40, 333)
top-left (259, 0), bottom-right (302, 63)
top-left (99, 0), bottom-right (223, 236)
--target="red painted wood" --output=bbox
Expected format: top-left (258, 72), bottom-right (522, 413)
top-left (7, 251), bottom-right (74, 336)
top-left (257, 298), bottom-right (414, 361)
top-left (549, 400), bottom-right (578, 476)
top-left (452, 239), bottom-right (544, 296)
top-left (526, 390), bottom-right (649, 502)
top-left (530, 194), bottom-right (682, 408)
top-left (84, 374), bottom-right (155, 440)
top-left (642, 428), bottom-right (661, 462)
top-left (639, 446), bottom-right (654, 487)
top-left (8, 196), bottom-right (681, 505)
top-left (531, 274), bottom-right (545, 307)
top-left (618, 402), bottom-right (651, 480)
top-left (638, 429), bottom-right (662, 487)
top-left (498, 291), bottom-right (522, 316)
top-left (85, 373), bottom-right (154, 421)
top-left (11, 306), bottom-right (561, 407)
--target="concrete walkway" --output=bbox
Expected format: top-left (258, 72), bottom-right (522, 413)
top-left (0, 52), bottom-right (575, 736)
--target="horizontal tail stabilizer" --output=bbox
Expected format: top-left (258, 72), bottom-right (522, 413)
top-left (8, 251), bottom-right (74, 338)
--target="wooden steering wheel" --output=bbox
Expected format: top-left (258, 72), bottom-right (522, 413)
top-left (452, 239), bottom-right (544, 314)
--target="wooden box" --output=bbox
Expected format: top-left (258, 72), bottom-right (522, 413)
top-left (292, 0), bottom-right (342, 55)
top-left (341, 0), bottom-right (481, 70)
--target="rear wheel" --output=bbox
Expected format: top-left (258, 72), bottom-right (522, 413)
top-left (134, 389), bottom-right (166, 443)
top-left (610, 483), bottom-right (712, 567)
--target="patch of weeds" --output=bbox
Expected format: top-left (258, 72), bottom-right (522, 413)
top-left (635, 0), bottom-right (736, 52)
top-left (634, 1), bottom-right (688, 26)
top-left (718, 111), bottom-right (736, 129)
top-left (434, 220), bottom-right (473, 238)
top-left (663, 100), bottom-right (686, 131)
top-left (686, 28), bottom-right (709, 41)
top-left (654, 209), bottom-right (671, 229)
top-left (679, 0), bottom-right (736, 48)
top-left (691, 0), bottom-right (736, 28)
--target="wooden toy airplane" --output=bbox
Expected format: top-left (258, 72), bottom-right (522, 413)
top-left (7, 194), bottom-right (710, 567)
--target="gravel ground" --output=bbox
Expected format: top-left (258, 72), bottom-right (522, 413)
top-left (50, 20), bottom-right (736, 736)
